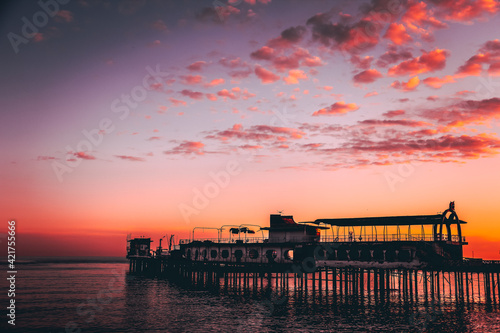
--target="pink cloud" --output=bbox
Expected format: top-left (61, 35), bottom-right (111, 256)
top-left (422, 75), bottom-right (456, 89)
top-left (254, 65), bottom-right (280, 84)
top-left (353, 69), bottom-right (383, 84)
top-left (180, 89), bottom-right (204, 100)
top-left (165, 141), bottom-right (205, 155)
top-left (364, 91), bottom-right (378, 98)
top-left (383, 110), bottom-right (406, 118)
top-left (312, 102), bottom-right (359, 116)
top-left (56, 10), bottom-right (73, 23)
top-left (187, 61), bottom-right (207, 71)
top-left (206, 124), bottom-right (305, 143)
top-left (74, 152), bottom-right (95, 160)
top-left (251, 46), bottom-right (275, 60)
top-left (217, 89), bottom-right (237, 100)
top-left (115, 155), bottom-right (145, 162)
top-left (350, 55), bottom-right (373, 70)
top-left (283, 69), bottom-right (307, 84)
top-left (180, 75), bottom-right (203, 85)
top-left (169, 97), bottom-right (187, 106)
top-left (205, 78), bottom-right (225, 87)
top-left (151, 19), bottom-right (168, 32)
top-left (206, 93), bottom-right (218, 101)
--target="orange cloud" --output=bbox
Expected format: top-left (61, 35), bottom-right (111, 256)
top-left (420, 97), bottom-right (500, 127)
top-left (434, 0), bottom-right (499, 22)
top-left (383, 110), bottom-right (405, 118)
top-left (205, 78), bottom-right (225, 87)
top-left (455, 40), bottom-right (500, 78)
top-left (402, 1), bottom-right (447, 32)
top-left (388, 49), bottom-right (448, 76)
top-left (312, 101), bottom-right (359, 116)
top-left (384, 23), bottom-right (412, 45)
top-left (391, 76), bottom-right (420, 91)
top-left (283, 69), bottom-right (307, 84)
top-left (422, 75), bottom-right (456, 88)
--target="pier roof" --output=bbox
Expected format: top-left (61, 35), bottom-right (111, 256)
top-left (314, 214), bottom-right (468, 227)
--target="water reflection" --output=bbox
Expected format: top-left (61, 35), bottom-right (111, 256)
top-left (124, 271), bottom-right (500, 332)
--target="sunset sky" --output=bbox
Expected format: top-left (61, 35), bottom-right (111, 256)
top-left (1, 0), bottom-right (500, 258)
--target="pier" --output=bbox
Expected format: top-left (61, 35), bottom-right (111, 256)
top-left (127, 203), bottom-right (500, 306)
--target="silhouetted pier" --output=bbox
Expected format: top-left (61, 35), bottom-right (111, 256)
top-left (129, 257), bottom-right (500, 306)
top-left (127, 203), bottom-right (500, 306)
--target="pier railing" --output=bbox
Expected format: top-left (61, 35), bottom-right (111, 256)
top-left (179, 234), bottom-right (465, 245)
top-left (320, 234), bottom-right (464, 243)
top-left (179, 237), bottom-right (268, 244)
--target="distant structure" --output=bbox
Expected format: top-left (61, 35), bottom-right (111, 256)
top-left (127, 202), bottom-right (500, 304)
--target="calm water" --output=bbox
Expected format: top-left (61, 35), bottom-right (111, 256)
top-left (1, 258), bottom-right (499, 332)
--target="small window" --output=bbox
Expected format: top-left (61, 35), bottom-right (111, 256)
top-left (186, 249), bottom-right (191, 259)
top-left (284, 249), bottom-right (294, 260)
top-left (210, 250), bottom-right (218, 259)
top-left (234, 250), bottom-right (243, 258)
top-left (249, 249), bottom-right (259, 259)
top-left (266, 250), bottom-right (277, 259)
top-left (194, 250), bottom-right (199, 260)
top-left (314, 249), bottom-right (326, 260)
top-left (221, 250), bottom-right (229, 258)
top-left (202, 249), bottom-right (207, 259)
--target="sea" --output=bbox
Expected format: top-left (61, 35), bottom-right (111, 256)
top-left (1, 257), bottom-right (499, 332)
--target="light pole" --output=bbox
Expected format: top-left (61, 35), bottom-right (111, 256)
top-left (239, 224), bottom-right (264, 242)
top-left (219, 225), bottom-right (240, 242)
top-left (192, 227), bottom-right (220, 242)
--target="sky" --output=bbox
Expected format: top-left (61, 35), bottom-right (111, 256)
top-left (1, 0), bottom-right (499, 258)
